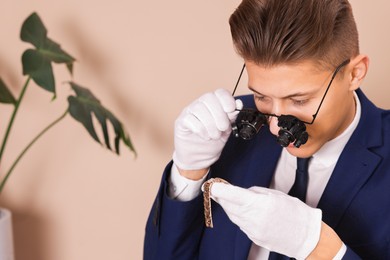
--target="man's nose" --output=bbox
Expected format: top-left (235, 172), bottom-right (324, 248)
top-left (267, 102), bottom-right (286, 136)
top-left (269, 116), bottom-right (280, 136)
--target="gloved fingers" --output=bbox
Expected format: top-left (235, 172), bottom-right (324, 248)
top-left (199, 90), bottom-right (232, 132)
top-left (213, 196), bottom-right (269, 241)
top-left (210, 182), bottom-right (258, 205)
top-left (248, 186), bottom-right (288, 196)
top-left (213, 197), bottom-right (248, 219)
top-left (178, 106), bottom-right (214, 140)
top-left (177, 89), bottom-right (240, 140)
top-left (214, 88), bottom-right (237, 113)
top-left (184, 100), bottom-right (225, 139)
top-left (248, 186), bottom-right (270, 194)
top-left (227, 99), bottom-right (244, 122)
top-left (221, 208), bottom-right (243, 226)
top-left (210, 89), bottom-right (244, 125)
top-left (249, 186), bottom-right (304, 202)
top-left (236, 99), bottom-right (244, 110)
top-left (213, 89), bottom-right (243, 124)
top-left (209, 184), bottom-right (323, 260)
top-left (220, 129), bottom-right (233, 142)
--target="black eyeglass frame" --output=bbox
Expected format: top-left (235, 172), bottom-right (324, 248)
top-left (232, 59), bottom-right (351, 125)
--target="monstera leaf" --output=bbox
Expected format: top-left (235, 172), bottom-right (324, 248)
top-left (0, 78), bottom-right (16, 105)
top-left (20, 12), bottom-right (75, 96)
top-left (0, 12), bottom-right (137, 194)
top-left (67, 82), bottom-right (135, 155)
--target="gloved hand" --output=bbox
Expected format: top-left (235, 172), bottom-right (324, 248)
top-left (210, 182), bottom-right (322, 259)
top-left (173, 89), bottom-right (243, 171)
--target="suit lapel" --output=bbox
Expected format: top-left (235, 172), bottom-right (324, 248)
top-left (318, 88), bottom-right (383, 229)
top-left (317, 143), bottom-right (382, 228)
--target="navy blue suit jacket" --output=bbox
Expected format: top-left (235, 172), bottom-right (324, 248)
top-left (144, 89), bottom-right (390, 259)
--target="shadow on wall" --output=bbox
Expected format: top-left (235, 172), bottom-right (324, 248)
top-left (0, 200), bottom-right (49, 260)
top-left (0, 24), bottom-right (49, 260)
top-left (12, 208), bottom-right (49, 260)
top-left (0, 14), bottom-right (172, 260)
top-left (62, 18), bottom-right (173, 154)
top-left (0, 129), bottom-right (58, 260)
top-left (0, 55), bottom-right (22, 94)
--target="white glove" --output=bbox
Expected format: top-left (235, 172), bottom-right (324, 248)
top-left (172, 89), bottom-right (243, 171)
top-left (210, 182), bottom-right (322, 259)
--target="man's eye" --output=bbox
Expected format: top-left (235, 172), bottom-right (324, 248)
top-left (255, 96), bottom-right (267, 102)
top-left (291, 99), bottom-right (308, 106)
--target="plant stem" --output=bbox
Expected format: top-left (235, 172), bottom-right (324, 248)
top-left (0, 109), bottom-right (69, 194)
top-left (0, 77), bottom-right (31, 163)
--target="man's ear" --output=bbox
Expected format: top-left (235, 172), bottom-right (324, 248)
top-left (348, 54), bottom-right (369, 91)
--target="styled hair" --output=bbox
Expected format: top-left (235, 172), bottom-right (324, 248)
top-left (229, 0), bottom-right (359, 69)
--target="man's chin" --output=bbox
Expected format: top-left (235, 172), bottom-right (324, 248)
top-left (285, 143), bottom-right (316, 158)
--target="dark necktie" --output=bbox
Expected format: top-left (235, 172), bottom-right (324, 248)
top-left (288, 157), bottom-right (311, 202)
top-left (268, 157), bottom-right (311, 260)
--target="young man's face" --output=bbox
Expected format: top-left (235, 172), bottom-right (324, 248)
top-left (245, 60), bottom-right (357, 158)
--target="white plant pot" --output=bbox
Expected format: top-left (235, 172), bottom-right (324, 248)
top-left (0, 208), bottom-right (14, 260)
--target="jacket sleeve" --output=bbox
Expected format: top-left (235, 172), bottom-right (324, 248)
top-left (342, 246), bottom-right (362, 259)
top-left (143, 161), bottom-right (205, 260)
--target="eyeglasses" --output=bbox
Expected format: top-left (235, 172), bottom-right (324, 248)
top-left (232, 59), bottom-right (351, 125)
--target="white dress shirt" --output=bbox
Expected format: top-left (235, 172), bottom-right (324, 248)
top-left (168, 92), bottom-right (361, 259)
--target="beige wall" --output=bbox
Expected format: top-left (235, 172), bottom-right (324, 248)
top-left (0, 1), bottom-right (389, 259)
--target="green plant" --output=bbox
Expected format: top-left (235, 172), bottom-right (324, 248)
top-left (0, 12), bottom-right (136, 193)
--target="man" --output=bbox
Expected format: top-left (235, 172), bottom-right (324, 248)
top-left (144, 0), bottom-right (390, 259)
